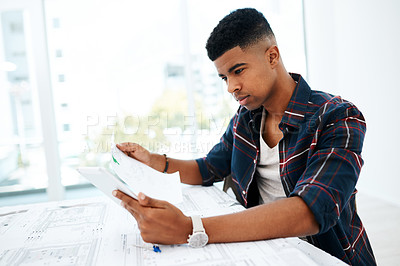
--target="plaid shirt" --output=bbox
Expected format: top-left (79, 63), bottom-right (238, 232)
top-left (196, 73), bottom-right (376, 265)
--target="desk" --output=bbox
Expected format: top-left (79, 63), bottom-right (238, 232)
top-left (0, 185), bottom-right (345, 265)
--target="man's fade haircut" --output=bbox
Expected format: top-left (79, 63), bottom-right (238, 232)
top-left (206, 8), bottom-right (275, 61)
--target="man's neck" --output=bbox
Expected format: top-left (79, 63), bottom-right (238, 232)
top-left (262, 71), bottom-right (297, 119)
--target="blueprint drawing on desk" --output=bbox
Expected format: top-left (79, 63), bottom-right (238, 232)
top-left (0, 186), bottom-right (323, 266)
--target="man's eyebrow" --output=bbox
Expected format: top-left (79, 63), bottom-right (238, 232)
top-left (218, 63), bottom-right (247, 77)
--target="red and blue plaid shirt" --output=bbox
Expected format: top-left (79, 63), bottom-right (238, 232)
top-left (196, 73), bottom-right (376, 265)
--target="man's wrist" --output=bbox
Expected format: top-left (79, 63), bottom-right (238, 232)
top-left (148, 153), bottom-right (162, 172)
top-left (181, 216), bottom-right (193, 244)
top-left (156, 153), bottom-right (169, 173)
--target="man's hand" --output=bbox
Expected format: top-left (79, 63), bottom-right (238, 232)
top-left (113, 190), bottom-right (192, 244)
top-left (117, 142), bottom-right (152, 166)
top-left (116, 142), bottom-right (168, 172)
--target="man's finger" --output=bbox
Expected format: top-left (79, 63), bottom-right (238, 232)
top-left (137, 192), bottom-right (167, 208)
top-left (113, 190), bottom-right (141, 211)
top-left (124, 203), bottom-right (140, 219)
top-left (117, 142), bottom-right (137, 152)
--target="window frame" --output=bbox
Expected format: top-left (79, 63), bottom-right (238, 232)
top-left (0, 0), bottom-right (64, 200)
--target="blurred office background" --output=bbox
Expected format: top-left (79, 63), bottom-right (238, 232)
top-left (0, 0), bottom-right (307, 201)
top-left (0, 0), bottom-right (399, 264)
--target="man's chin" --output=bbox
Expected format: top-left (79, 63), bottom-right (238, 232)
top-left (242, 104), bottom-right (262, 111)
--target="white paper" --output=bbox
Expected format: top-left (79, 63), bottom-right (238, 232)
top-left (111, 144), bottom-right (183, 204)
top-left (77, 167), bottom-right (138, 205)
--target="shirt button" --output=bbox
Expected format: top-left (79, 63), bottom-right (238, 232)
top-left (242, 191), bottom-right (246, 195)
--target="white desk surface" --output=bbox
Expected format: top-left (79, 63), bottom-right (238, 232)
top-left (0, 185), bottom-right (345, 265)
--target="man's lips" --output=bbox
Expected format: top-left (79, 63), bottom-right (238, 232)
top-left (235, 95), bottom-right (250, 105)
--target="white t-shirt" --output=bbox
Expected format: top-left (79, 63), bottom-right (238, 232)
top-left (256, 109), bottom-right (286, 204)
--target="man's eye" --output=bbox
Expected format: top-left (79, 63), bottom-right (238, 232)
top-left (221, 77), bottom-right (227, 82)
top-left (235, 69), bottom-right (243, 74)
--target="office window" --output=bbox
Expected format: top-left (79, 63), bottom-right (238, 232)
top-left (0, 0), bottom-right (306, 202)
top-left (43, 0), bottom-right (306, 186)
top-left (0, 9), bottom-right (49, 193)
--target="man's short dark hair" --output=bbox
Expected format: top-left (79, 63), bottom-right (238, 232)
top-left (206, 8), bottom-right (275, 61)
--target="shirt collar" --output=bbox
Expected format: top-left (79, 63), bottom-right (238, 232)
top-left (279, 73), bottom-right (311, 129)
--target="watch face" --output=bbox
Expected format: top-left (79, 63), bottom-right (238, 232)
top-left (189, 232), bottom-right (209, 248)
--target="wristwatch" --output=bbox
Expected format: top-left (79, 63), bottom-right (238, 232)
top-left (187, 215), bottom-right (208, 248)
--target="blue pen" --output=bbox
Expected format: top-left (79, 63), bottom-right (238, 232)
top-left (153, 245), bottom-right (161, 253)
top-left (133, 244), bottom-right (161, 253)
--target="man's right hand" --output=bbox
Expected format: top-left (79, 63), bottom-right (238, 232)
top-left (117, 142), bottom-right (203, 184)
top-left (116, 142), bottom-right (152, 166)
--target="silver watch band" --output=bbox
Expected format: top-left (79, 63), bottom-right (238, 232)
top-left (191, 215), bottom-right (205, 233)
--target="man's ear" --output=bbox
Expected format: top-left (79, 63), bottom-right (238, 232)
top-left (265, 45), bottom-right (280, 68)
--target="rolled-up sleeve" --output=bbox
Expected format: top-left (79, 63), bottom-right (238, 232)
top-left (196, 115), bottom-right (235, 186)
top-left (290, 103), bottom-right (366, 234)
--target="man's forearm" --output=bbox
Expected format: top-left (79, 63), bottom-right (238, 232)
top-left (203, 196), bottom-right (319, 243)
top-left (169, 158), bottom-right (203, 185)
top-left (149, 153), bottom-right (203, 185)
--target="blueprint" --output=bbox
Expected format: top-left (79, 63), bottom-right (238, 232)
top-left (133, 238), bottom-right (318, 266)
top-left (0, 240), bottom-right (100, 265)
top-left (0, 186), bottom-right (343, 266)
top-left (176, 185), bottom-right (244, 217)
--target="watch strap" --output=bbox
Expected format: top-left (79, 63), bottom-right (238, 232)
top-left (191, 215), bottom-right (205, 233)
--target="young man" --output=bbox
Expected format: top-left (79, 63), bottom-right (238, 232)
top-left (113, 8), bottom-right (376, 265)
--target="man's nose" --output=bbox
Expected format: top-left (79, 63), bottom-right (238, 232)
top-left (227, 80), bottom-right (240, 94)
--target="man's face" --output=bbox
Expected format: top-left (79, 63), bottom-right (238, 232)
top-left (214, 45), bottom-right (277, 111)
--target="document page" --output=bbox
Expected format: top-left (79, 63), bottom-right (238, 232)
top-left (111, 144), bottom-right (183, 204)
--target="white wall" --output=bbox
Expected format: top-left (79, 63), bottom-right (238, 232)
top-left (303, 0), bottom-right (400, 205)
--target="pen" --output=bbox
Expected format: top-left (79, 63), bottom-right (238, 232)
top-left (153, 245), bottom-right (161, 253)
top-left (132, 244), bottom-right (162, 253)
